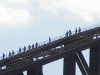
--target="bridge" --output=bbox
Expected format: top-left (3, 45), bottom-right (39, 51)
top-left (0, 24), bottom-right (100, 75)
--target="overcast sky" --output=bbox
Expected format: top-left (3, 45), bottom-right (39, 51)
top-left (0, 0), bottom-right (99, 75)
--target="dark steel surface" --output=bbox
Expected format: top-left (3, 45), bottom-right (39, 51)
top-left (0, 25), bottom-right (100, 67)
top-left (0, 33), bottom-right (100, 75)
top-left (76, 52), bottom-right (89, 75)
top-left (0, 25), bottom-right (100, 75)
top-left (75, 52), bottom-right (89, 75)
top-left (90, 46), bottom-right (100, 75)
top-left (63, 54), bottom-right (76, 75)
top-left (27, 65), bottom-right (43, 75)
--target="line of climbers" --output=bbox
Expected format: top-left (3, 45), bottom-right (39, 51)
top-left (2, 27), bottom-right (81, 60)
top-left (2, 43), bottom-right (51, 60)
top-left (2, 44), bottom-right (38, 60)
top-left (65, 27), bottom-right (81, 36)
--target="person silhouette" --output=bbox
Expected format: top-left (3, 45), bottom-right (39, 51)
top-left (28, 44), bottom-right (31, 50)
top-left (3, 53), bottom-right (5, 59)
top-left (19, 47), bottom-right (21, 53)
top-left (24, 46), bottom-right (26, 52)
top-left (79, 27), bottom-right (81, 33)
top-left (65, 31), bottom-right (69, 37)
top-left (32, 44), bottom-right (34, 49)
top-left (75, 28), bottom-right (77, 34)
top-left (69, 29), bottom-right (72, 36)
top-left (49, 37), bottom-right (51, 43)
top-left (36, 42), bottom-right (38, 48)
top-left (12, 50), bottom-right (14, 56)
top-left (9, 51), bottom-right (11, 57)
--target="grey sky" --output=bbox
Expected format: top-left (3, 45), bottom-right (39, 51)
top-left (0, 0), bottom-right (99, 75)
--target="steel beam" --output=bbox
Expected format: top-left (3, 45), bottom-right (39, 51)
top-left (75, 52), bottom-right (89, 75)
top-left (27, 65), bottom-right (43, 75)
top-left (14, 72), bottom-right (24, 75)
top-left (90, 46), bottom-right (100, 75)
top-left (63, 54), bottom-right (76, 75)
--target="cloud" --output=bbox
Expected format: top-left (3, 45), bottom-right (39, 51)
top-left (0, 0), bottom-right (32, 30)
top-left (0, 0), bottom-right (100, 31)
top-left (33, 0), bottom-right (100, 22)
top-left (0, 0), bottom-right (29, 6)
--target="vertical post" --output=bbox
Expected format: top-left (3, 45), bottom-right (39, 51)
top-left (63, 54), bottom-right (76, 75)
top-left (90, 46), bottom-right (100, 75)
top-left (27, 65), bottom-right (43, 75)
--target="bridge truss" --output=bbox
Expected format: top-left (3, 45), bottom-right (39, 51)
top-left (0, 24), bottom-right (100, 75)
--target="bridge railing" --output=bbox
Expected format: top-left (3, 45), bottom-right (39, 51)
top-left (0, 24), bottom-right (100, 60)
top-left (1, 33), bottom-right (100, 72)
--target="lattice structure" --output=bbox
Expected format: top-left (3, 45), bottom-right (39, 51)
top-left (0, 24), bottom-right (100, 75)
